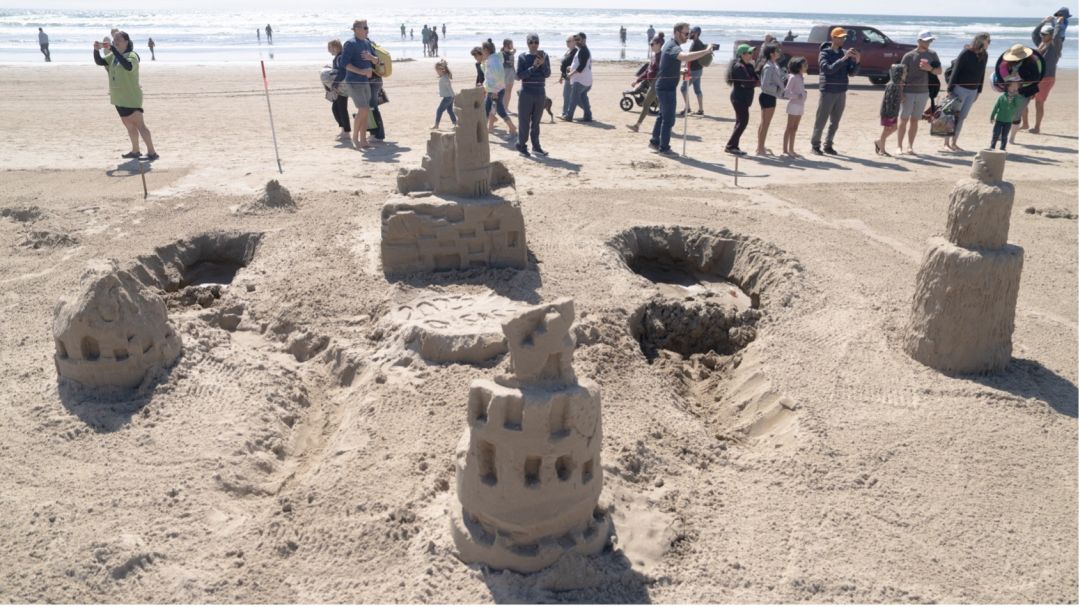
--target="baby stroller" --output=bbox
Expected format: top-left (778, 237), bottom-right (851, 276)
top-left (620, 62), bottom-right (659, 115)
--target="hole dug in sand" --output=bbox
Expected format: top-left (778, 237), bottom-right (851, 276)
top-left (610, 225), bottom-right (800, 361)
top-left (609, 226), bottom-right (804, 451)
top-left (144, 232), bottom-right (262, 311)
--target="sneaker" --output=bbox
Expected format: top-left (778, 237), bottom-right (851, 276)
top-left (627, 123), bottom-right (640, 132)
top-left (811, 146), bottom-right (824, 155)
top-left (580, 118), bottom-right (594, 123)
top-left (533, 147), bottom-right (548, 157)
top-left (692, 110), bottom-right (704, 116)
top-left (516, 145), bottom-right (530, 157)
top-left (648, 141), bottom-right (660, 151)
top-left (656, 148), bottom-right (676, 156)
top-left (143, 153), bottom-right (159, 161)
top-left (558, 115), bottom-right (572, 122)
top-left (121, 151), bottom-right (141, 159)
top-left (823, 145), bottom-right (838, 155)
top-left (725, 147), bottom-right (746, 156)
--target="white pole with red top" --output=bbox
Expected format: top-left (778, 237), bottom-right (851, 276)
top-left (681, 61), bottom-right (690, 156)
top-left (260, 60), bottom-right (283, 174)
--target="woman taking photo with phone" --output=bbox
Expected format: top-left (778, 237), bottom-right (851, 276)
top-left (93, 31), bottom-right (158, 161)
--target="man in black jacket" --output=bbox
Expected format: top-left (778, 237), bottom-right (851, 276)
top-left (517, 33), bottom-right (552, 157)
top-left (810, 27), bottom-right (860, 155)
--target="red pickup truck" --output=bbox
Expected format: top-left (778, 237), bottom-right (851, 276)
top-left (737, 25), bottom-right (916, 85)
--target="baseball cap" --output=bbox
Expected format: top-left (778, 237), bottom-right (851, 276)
top-left (1041, 24), bottom-right (1055, 35)
top-left (736, 43), bottom-right (752, 55)
top-left (830, 27), bottom-right (847, 38)
top-left (917, 30), bottom-right (936, 42)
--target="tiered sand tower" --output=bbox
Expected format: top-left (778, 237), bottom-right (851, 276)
top-left (450, 298), bottom-right (611, 573)
top-left (905, 150), bottom-right (1024, 373)
top-left (382, 87), bottom-right (525, 274)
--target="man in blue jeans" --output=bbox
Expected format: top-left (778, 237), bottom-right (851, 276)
top-left (561, 32), bottom-right (593, 122)
top-left (650, 22), bottom-right (714, 154)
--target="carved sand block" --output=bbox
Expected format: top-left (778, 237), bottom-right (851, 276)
top-left (451, 298), bottom-right (611, 573)
top-left (383, 87), bottom-right (525, 275)
top-left (391, 292), bottom-right (526, 364)
top-left (905, 150), bottom-right (1024, 374)
top-left (54, 268), bottom-right (182, 389)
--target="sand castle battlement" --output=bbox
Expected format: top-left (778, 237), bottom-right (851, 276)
top-left (382, 87), bottom-right (526, 274)
top-left (450, 298), bottom-right (611, 573)
top-left (905, 150), bottom-right (1024, 374)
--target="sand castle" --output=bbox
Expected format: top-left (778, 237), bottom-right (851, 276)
top-left (450, 298), bottom-right (611, 573)
top-left (905, 150), bottom-right (1024, 373)
top-left (382, 87), bottom-right (525, 274)
top-left (53, 269), bottom-right (182, 389)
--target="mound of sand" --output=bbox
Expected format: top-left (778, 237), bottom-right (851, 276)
top-left (239, 180), bottom-right (296, 214)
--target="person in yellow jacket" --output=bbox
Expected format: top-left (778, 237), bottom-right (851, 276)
top-left (93, 31), bottom-right (158, 161)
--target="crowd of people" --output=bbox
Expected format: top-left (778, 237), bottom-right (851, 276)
top-left (86, 11), bottom-right (1071, 166)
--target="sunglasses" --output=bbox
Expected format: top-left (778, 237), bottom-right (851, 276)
top-left (354, 25), bottom-right (368, 30)
top-left (528, 40), bottom-right (539, 44)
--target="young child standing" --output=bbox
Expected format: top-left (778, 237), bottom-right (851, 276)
top-left (781, 56), bottom-right (807, 158)
top-left (990, 76), bottom-right (1024, 150)
top-left (433, 59), bottom-right (457, 129)
top-left (876, 64), bottom-right (905, 156)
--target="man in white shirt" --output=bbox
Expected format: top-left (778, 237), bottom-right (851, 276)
top-left (560, 32), bottom-right (593, 122)
top-left (38, 28), bottom-right (50, 62)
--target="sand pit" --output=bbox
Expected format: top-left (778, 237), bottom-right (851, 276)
top-left (20, 230), bottom-right (78, 249)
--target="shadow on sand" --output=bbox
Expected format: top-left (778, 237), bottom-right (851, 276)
top-left (969, 358), bottom-right (1078, 418)
top-left (481, 547), bottom-right (652, 604)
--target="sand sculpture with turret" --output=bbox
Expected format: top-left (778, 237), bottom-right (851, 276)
top-left (450, 298), bottom-right (611, 573)
top-left (382, 87), bottom-right (526, 274)
top-left (905, 150), bottom-right (1024, 373)
top-left (54, 268), bottom-right (182, 389)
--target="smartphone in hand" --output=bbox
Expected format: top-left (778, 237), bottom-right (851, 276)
top-left (711, 43), bottom-right (720, 50)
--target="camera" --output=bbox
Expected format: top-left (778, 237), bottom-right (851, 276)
top-left (711, 43), bottom-right (720, 50)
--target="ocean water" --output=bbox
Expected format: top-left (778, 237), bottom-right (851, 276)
top-left (0, 8), bottom-right (1074, 70)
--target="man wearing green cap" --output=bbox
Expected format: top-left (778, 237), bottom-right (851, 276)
top-left (811, 26), bottom-right (860, 155)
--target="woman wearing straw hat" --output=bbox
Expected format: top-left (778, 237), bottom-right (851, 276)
top-left (993, 43), bottom-right (1044, 145)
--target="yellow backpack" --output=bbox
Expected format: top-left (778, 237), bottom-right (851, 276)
top-left (372, 42), bottom-right (392, 78)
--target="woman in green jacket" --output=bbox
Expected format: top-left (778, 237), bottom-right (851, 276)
top-left (93, 31), bottom-right (158, 161)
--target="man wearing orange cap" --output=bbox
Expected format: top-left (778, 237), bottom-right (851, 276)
top-left (811, 27), bottom-right (860, 155)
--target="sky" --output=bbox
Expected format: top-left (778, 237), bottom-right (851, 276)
top-left (0, 0), bottom-right (1066, 18)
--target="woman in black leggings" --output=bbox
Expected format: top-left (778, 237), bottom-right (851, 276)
top-left (725, 44), bottom-right (758, 155)
top-left (327, 40), bottom-right (350, 140)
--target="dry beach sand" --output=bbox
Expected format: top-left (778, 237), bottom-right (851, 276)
top-left (0, 59), bottom-right (1076, 603)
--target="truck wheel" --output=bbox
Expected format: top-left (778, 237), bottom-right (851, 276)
top-left (620, 96), bottom-right (634, 112)
top-left (868, 75), bottom-right (890, 86)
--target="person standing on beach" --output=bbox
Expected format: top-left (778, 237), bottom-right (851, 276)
top-left (1001, 43), bottom-right (1043, 145)
top-left (431, 29), bottom-right (440, 57)
top-left (942, 32), bottom-right (990, 151)
top-left (557, 36), bottom-right (578, 118)
top-left (501, 39), bottom-right (517, 111)
top-left (990, 76), bottom-right (1024, 150)
top-left (516, 33), bottom-right (551, 157)
top-left (147, 37), bottom-right (156, 61)
top-left (257, 28), bottom-right (260, 43)
top-left (265, 24), bottom-right (273, 45)
top-left (442, 24), bottom-right (446, 38)
top-left (401, 24), bottom-right (406, 40)
top-left (876, 64), bottom-right (904, 156)
top-left (628, 35), bottom-right (663, 132)
top-left (327, 39), bottom-right (350, 140)
top-left (649, 22), bottom-right (713, 155)
top-left (1024, 12), bottom-right (1067, 133)
top-left (725, 44), bottom-right (758, 156)
top-left (756, 43), bottom-right (785, 155)
top-left (38, 28), bottom-right (50, 62)
top-left (93, 31), bottom-right (158, 161)
top-left (481, 39), bottom-right (517, 137)
top-left (647, 25), bottom-right (655, 46)
top-left (781, 56), bottom-right (807, 157)
top-left (342, 19), bottom-right (377, 149)
top-left (561, 32), bottom-right (593, 122)
top-left (679, 27), bottom-right (707, 116)
top-left (620, 26), bottom-right (627, 46)
top-left (896, 31), bottom-right (941, 155)
top-left (810, 27), bottom-right (859, 155)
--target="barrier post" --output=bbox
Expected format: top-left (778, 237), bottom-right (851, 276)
top-left (139, 161), bottom-right (148, 199)
top-left (260, 60), bottom-right (284, 174)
